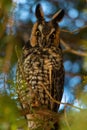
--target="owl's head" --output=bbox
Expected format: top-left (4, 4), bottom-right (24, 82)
top-left (30, 4), bottom-right (64, 48)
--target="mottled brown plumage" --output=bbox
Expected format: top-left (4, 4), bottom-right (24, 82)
top-left (16, 4), bottom-right (65, 130)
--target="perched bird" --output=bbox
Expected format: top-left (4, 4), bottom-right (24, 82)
top-left (16, 4), bottom-right (65, 130)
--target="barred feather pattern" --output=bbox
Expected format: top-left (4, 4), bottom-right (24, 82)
top-left (17, 45), bottom-right (64, 112)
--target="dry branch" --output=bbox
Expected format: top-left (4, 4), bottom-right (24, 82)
top-left (41, 83), bottom-right (81, 110)
top-left (60, 39), bottom-right (87, 57)
top-left (61, 25), bottom-right (87, 34)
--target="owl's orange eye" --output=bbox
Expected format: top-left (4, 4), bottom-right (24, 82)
top-left (50, 32), bottom-right (55, 39)
top-left (36, 30), bottom-right (41, 36)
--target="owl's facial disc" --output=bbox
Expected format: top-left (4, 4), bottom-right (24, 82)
top-left (37, 22), bottom-right (56, 47)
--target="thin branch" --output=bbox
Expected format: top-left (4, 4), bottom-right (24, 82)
top-left (61, 25), bottom-right (87, 34)
top-left (65, 72), bottom-right (82, 78)
top-left (60, 39), bottom-right (87, 57)
top-left (41, 83), bottom-right (82, 110)
top-left (64, 99), bottom-right (71, 130)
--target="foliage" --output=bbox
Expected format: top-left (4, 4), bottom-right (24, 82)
top-left (0, 93), bottom-right (27, 130)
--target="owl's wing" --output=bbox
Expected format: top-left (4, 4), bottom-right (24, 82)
top-left (52, 67), bottom-right (64, 111)
top-left (48, 47), bottom-right (65, 112)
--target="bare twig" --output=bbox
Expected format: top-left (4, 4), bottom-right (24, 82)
top-left (61, 25), bottom-right (87, 34)
top-left (64, 98), bottom-right (71, 130)
top-left (66, 72), bottom-right (82, 77)
top-left (60, 39), bottom-right (87, 57)
top-left (41, 83), bottom-right (82, 110)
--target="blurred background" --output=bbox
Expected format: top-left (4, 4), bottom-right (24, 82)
top-left (0, 0), bottom-right (87, 129)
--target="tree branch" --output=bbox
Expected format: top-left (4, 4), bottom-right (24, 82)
top-left (41, 83), bottom-right (81, 110)
top-left (60, 39), bottom-right (87, 57)
top-left (61, 25), bottom-right (87, 34)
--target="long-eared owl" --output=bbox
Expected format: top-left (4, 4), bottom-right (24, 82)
top-left (16, 4), bottom-right (65, 130)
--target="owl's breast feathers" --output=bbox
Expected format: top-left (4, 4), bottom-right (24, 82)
top-left (17, 45), bottom-right (64, 112)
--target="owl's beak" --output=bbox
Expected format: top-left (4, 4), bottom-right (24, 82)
top-left (42, 38), bottom-right (47, 47)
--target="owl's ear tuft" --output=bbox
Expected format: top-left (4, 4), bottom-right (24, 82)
top-left (35, 4), bottom-right (44, 21)
top-left (52, 9), bottom-right (65, 23)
